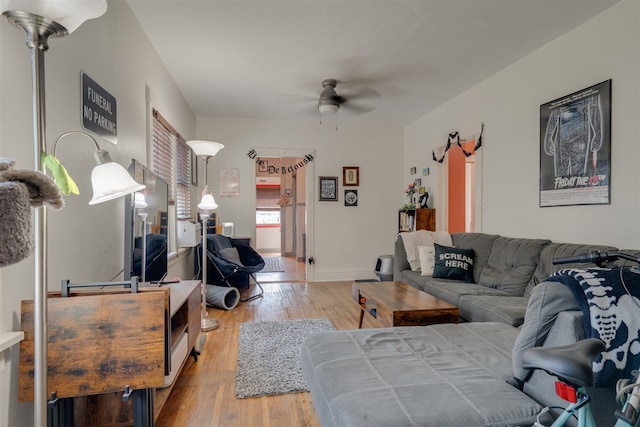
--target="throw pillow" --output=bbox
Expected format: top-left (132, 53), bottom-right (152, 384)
top-left (432, 243), bottom-right (475, 283)
top-left (219, 247), bottom-right (244, 266)
top-left (418, 245), bottom-right (436, 276)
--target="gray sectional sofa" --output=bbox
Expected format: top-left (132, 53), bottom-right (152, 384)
top-left (301, 232), bottom-right (631, 427)
top-left (394, 232), bottom-right (618, 327)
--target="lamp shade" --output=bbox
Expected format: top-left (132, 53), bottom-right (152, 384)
top-left (319, 103), bottom-right (339, 116)
top-left (134, 192), bottom-right (147, 209)
top-left (198, 193), bottom-right (218, 211)
top-left (89, 162), bottom-right (145, 205)
top-left (0, 0), bottom-right (107, 33)
top-left (187, 140), bottom-right (224, 157)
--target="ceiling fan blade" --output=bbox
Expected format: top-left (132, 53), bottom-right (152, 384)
top-left (340, 86), bottom-right (381, 115)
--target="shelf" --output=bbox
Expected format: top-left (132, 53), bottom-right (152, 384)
top-left (0, 331), bottom-right (24, 352)
top-left (398, 208), bottom-right (435, 232)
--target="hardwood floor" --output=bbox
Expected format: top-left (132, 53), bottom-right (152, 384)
top-left (255, 253), bottom-right (307, 283)
top-left (156, 281), bottom-right (375, 426)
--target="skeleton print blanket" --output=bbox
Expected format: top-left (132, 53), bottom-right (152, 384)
top-left (550, 267), bottom-right (640, 387)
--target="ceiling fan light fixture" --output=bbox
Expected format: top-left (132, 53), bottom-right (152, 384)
top-left (319, 103), bottom-right (339, 116)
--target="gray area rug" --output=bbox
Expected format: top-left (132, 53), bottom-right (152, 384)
top-left (235, 318), bottom-right (336, 398)
top-left (262, 256), bottom-right (285, 272)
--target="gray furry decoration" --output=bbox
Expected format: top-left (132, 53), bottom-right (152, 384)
top-left (0, 181), bottom-right (34, 267)
top-left (0, 157), bottom-right (64, 267)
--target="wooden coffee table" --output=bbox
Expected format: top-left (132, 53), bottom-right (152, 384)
top-left (352, 281), bottom-right (458, 328)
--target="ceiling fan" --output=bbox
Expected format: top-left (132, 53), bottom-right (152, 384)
top-left (316, 78), bottom-right (380, 116)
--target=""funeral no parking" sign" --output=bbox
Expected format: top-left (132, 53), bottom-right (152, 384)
top-left (81, 72), bottom-right (117, 144)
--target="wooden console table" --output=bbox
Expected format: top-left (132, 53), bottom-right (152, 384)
top-left (19, 280), bottom-right (202, 426)
top-left (352, 281), bottom-right (458, 328)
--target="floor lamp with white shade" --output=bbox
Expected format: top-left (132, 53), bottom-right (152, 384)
top-left (0, 2), bottom-right (145, 425)
top-left (187, 140), bottom-right (224, 334)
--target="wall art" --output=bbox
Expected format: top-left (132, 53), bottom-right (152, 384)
top-left (343, 166), bottom-right (359, 186)
top-left (539, 79), bottom-right (611, 207)
top-left (319, 176), bottom-right (338, 201)
top-left (344, 189), bottom-right (358, 207)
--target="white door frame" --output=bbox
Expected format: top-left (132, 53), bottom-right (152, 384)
top-left (253, 147), bottom-right (315, 281)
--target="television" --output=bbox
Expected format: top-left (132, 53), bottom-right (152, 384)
top-left (124, 159), bottom-right (169, 282)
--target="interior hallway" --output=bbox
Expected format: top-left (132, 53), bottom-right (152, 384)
top-left (256, 251), bottom-right (306, 283)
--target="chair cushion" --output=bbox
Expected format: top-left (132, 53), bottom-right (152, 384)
top-left (219, 247), bottom-right (244, 266)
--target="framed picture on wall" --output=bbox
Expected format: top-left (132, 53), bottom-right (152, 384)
top-left (539, 79), bottom-right (611, 207)
top-left (343, 166), bottom-right (359, 186)
top-left (344, 189), bottom-right (358, 206)
top-left (319, 176), bottom-right (338, 201)
top-left (220, 168), bottom-right (240, 197)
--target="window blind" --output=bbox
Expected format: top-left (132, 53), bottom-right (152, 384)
top-left (175, 137), bottom-right (192, 219)
top-left (151, 109), bottom-right (192, 219)
top-left (151, 116), bottom-right (175, 204)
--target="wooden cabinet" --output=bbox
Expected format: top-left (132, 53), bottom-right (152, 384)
top-left (398, 208), bottom-right (436, 232)
top-left (19, 280), bottom-right (202, 426)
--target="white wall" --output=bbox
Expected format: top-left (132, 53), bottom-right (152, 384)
top-left (405, 0), bottom-right (640, 249)
top-left (196, 117), bottom-right (403, 281)
top-left (0, 2), bottom-right (196, 425)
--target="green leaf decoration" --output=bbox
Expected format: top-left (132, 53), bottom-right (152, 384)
top-left (43, 154), bottom-right (79, 196)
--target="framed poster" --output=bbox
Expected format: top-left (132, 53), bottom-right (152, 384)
top-left (319, 176), bottom-right (338, 201)
top-left (220, 168), bottom-right (240, 197)
top-left (344, 189), bottom-right (358, 206)
top-left (539, 80), bottom-right (611, 207)
top-left (343, 166), bottom-right (359, 186)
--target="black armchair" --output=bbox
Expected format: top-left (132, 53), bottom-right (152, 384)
top-left (196, 234), bottom-right (265, 302)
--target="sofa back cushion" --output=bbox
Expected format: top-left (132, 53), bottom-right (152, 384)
top-left (524, 242), bottom-right (618, 296)
top-left (451, 232), bottom-right (500, 283)
top-left (479, 237), bottom-right (551, 296)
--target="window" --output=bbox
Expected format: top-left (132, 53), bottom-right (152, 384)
top-left (151, 109), bottom-right (192, 220)
top-left (175, 137), bottom-right (192, 219)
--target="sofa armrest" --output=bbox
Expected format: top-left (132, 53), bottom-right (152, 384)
top-left (393, 234), bottom-right (410, 280)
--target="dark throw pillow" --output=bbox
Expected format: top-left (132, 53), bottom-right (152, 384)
top-left (432, 243), bottom-right (475, 283)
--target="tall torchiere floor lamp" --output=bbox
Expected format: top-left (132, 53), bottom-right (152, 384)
top-left (0, 2), bottom-right (147, 425)
top-left (187, 140), bottom-right (224, 332)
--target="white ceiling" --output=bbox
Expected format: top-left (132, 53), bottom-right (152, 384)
top-left (127, 0), bottom-right (619, 126)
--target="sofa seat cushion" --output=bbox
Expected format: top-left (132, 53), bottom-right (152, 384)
top-left (399, 269), bottom-right (431, 292)
top-left (458, 295), bottom-right (529, 326)
top-left (422, 278), bottom-right (512, 306)
top-left (479, 237), bottom-right (551, 296)
top-left (301, 323), bottom-right (541, 427)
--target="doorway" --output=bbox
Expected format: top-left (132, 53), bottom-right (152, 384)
top-left (254, 155), bottom-right (308, 282)
top-left (446, 139), bottom-right (477, 233)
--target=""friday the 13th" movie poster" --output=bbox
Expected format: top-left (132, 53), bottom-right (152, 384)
top-left (540, 80), bottom-right (611, 207)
